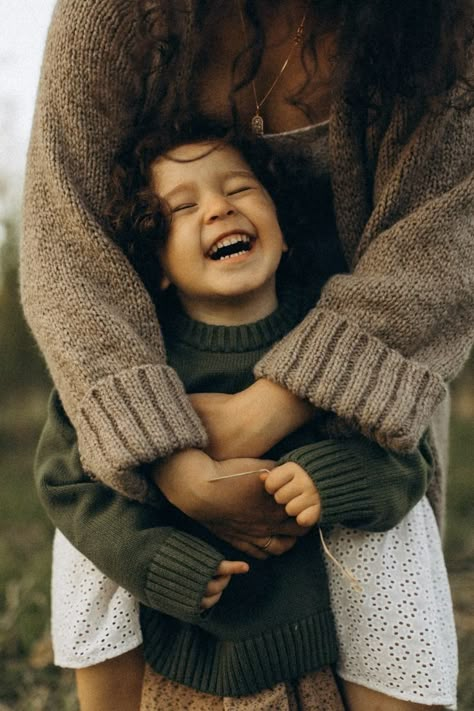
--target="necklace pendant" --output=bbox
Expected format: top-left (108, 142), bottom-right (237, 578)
top-left (294, 25), bottom-right (304, 45)
top-left (251, 113), bottom-right (264, 136)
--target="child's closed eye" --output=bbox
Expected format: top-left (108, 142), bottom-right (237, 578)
top-left (227, 185), bottom-right (254, 195)
top-left (171, 202), bottom-right (196, 213)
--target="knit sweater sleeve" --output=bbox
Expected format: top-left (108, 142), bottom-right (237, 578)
top-left (35, 392), bottom-right (224, 622)
top-left (255, 92), bottom-right (474, 452)
top-left (277, 435), bottom-right (433, 532)
top-left (20, 0), bottom-right (207, 498)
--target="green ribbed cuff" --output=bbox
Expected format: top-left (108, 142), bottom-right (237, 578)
top-left (145, 530), bottom-right (224, 623)
top-left (278, 440), bottom-right (374, 526)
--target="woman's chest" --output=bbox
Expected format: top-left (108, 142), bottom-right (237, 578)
top-left (190, 9), bottom-right (333, 134)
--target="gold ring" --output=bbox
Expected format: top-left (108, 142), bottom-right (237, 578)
top-left (261, 536), bottom-right (273, 551)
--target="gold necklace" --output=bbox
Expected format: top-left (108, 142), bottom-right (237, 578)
top-left (237, 3), bottom-right (308, 135)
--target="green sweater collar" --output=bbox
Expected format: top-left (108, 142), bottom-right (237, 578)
top-left (160, 286), bottom-right (310, 353)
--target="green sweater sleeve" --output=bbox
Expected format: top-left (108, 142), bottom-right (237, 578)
top-left (277, 435), bottom-right (433, 531)
top-left (35, 392), bottom-right (224, 623)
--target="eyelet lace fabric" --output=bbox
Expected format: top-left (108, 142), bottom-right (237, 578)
top-left (325, 497), bottom-right (457, 708)
top-left (51, 530), bottom-right (142, 668)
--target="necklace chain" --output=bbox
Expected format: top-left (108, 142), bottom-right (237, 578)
top-left (237, 3), bottom-right (308, 135)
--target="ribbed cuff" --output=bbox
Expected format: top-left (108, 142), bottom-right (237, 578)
top-left (255, 307), bottom-right (446, 452)
top-left (278, 441), bottom-right (373, 526)
top-left (75, 364), bottom-right (208, 500)
top-left (145, 530), bottom-right (224, 623)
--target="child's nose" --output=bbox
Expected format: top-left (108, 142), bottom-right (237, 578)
top-left (204, 195), bottom-right (236, 224)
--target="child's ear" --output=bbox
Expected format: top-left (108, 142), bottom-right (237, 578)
top-left (282, 236), bottom-right (289, 253)
top-left (160, 273), bottom-right (171, 290)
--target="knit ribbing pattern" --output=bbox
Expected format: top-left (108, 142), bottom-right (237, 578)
top-left (255, 307), bottom-right (447, 451)
top-left (76, 365), bottom-right (208, 500)
top-left (140, 609), bottom-right (337, 697)
top-left (21, 0), bottom-right (474, 522)
top-left (145, 530), bottom-right (224, 622)
top-left (278, 438), bottom-right (431, 531)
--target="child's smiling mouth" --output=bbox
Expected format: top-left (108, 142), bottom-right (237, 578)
top-left (207, 233), bottom-right (254, 261)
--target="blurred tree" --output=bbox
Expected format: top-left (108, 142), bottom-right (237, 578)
top-left (0, 213), bottom-right (50, 400)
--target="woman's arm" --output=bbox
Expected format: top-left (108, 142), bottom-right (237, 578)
top-left (189, 383), bottom-right (314, 460)
top-left (255, 94), bottom-right (473, 453)
top-left (20, 0), bottom-right (206, 497)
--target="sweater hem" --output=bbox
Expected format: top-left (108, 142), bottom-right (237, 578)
top-left (142, 610), bottom-right (337, 697)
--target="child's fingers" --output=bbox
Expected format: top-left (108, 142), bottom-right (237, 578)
top-left (215, 560), bottom-right (249, 576)
top-left (205, 574), bottom-right (232, 598)
top-left (296, 505), bottom-right (321, 527)
top-left (272, 480), bottom-right (304, 505)
top-left (285, 492), bottom-right (320, 519)
top-left (261, 464), bottom-right (294, 494)
top-left (201, 561), bottom-right (249, 610)
top-left (204, 561), bottom-right (249, 598)
top-left (201, 591), bottom-right (223, 609)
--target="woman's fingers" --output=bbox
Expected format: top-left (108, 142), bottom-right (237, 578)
top-left (274, 518), bottom-right (311, 537)
top-left (218, 538), bottom-right (271, 560)
top-left (258, 535), bottom-right (297, 556)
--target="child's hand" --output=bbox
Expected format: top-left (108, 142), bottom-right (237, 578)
top-left (262, 463), bottom-right (321, 527)
top-left (201, 560), bottom-right (249, 610)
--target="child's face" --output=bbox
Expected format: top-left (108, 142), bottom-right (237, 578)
top-left (151, 142), bottom-right (287, 319)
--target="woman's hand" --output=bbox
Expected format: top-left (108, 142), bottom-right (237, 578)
top-left (190, 379), bottom-right (315, 460)
top-left (153, 449), bottom-right (309, 556)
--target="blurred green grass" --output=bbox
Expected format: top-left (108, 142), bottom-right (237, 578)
top-left (0, 383), bottom-right (472, 710)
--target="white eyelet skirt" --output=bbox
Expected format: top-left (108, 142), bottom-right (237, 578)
top-left (324, 496), bottom-right (457, 708)
top-left (51, 530), bottom-right (142, 668)
top-left (51, 496), bottom-right (457, 708)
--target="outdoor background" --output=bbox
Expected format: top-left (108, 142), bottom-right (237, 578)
top-left (0, 2), bottom-right (473, 709)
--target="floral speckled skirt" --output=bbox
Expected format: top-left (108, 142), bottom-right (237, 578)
top-left (140, 665), bottom-right (344, 710)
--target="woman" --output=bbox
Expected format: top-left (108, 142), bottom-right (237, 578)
top-left (22, 0), bottom-right (473, 708)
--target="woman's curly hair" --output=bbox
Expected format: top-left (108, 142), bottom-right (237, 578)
top-left (135, 0), bottom-right (473, 123)
top-left (106, 117), bottom-right (316, 306)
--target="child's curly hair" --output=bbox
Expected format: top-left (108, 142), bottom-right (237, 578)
top-left (107, 117), bottom-right (320, 305)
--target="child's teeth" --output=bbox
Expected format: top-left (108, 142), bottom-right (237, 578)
top-left (209, 234), bottom-right (250, 256)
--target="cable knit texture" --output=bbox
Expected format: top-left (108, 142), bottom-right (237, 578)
top-left (21, 0), bottom-right (474, 510)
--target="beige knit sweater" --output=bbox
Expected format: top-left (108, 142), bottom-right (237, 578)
top-left (21, 0), bottom-right (473, 514)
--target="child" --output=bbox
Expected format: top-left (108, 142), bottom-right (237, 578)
top-left (36, 125), bottom-right (455, 710)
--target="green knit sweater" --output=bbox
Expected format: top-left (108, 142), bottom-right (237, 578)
top-left (36, 288), bottom-right (432, 696)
